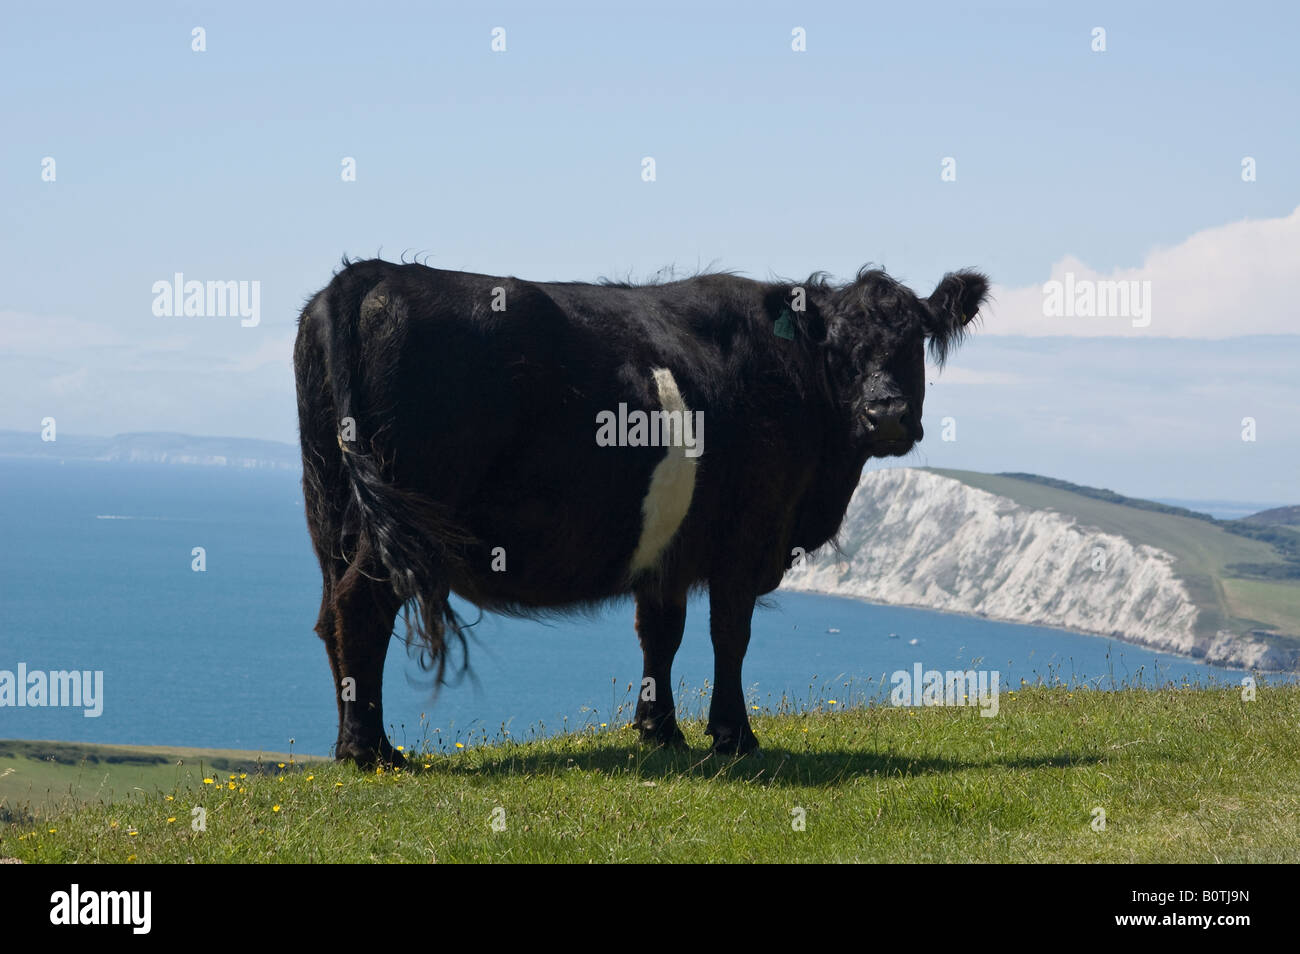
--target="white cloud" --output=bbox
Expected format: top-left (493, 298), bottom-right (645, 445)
top-left (983, 205), bottom-right (1300, 337)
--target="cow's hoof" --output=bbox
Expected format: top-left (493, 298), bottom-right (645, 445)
top-left (335, 738), bottom-right (407, 769)
top-left (378, 739), bottom-right (408, 768)
top-left (707, 729), bottom-right (760, 757)
top-left (636, 719), bottom-right (688, 750)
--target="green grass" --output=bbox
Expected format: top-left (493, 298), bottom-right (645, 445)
top-left (5, 686), bottom-right (1299, 863)
top-left (1222, 577), bottom-right (1300, 637)
top-left (931, 468), bottom-right (1300, 644)
top-left (0, 740), bottom-right (320, 824)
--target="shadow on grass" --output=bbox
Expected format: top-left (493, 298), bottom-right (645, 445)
top-left (406, 744), bottom-right (1105, 787)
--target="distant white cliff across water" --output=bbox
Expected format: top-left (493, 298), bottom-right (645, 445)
top-left (781, 468), bottom-right (1300, 673)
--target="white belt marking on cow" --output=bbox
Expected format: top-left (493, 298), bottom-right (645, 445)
top-left (628, 368), bottom-right (698, 574)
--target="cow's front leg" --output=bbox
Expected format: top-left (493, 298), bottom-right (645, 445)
top-left (706, 582), bottom-right (759, 755)
top-left (633, 590), bottom-right (688, 748)
top-left (331, 559), bottom-right (405, 767)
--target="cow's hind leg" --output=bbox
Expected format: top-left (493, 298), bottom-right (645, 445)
top-left (633, 589), bottom-right (688, 748)
top-left (706, 582), bottom-right (760, 755)
top-left (314, 582), bottom-right (344, 737)
top-left (331, 552), bottom-right (405, 767)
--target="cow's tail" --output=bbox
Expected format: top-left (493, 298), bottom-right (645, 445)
top-left (310, 271), bottom-right (476, 684)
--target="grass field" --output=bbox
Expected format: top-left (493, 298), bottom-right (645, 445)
top-left (931, 469), bottom-right (1300, 646)
top-left (0, 740), bottom-right (319, 824)
top-left (5, 685), bottom-right (1298, 863)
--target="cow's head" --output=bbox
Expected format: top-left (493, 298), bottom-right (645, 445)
top-left (822, 268), bottom-right (989, 458)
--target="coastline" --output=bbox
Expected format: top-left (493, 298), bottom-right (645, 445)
top-left (779, 583), bottom-right (1297, 674)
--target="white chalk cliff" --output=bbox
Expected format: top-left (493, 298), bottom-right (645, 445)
top-left (781, 468), bottom-right (1291, 671)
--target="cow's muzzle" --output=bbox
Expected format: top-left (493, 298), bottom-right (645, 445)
top-left (861, 400), bottom-right (915, 444)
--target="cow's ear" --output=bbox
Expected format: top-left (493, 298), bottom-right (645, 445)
top-left (923, 270), bottom-right (989, 365)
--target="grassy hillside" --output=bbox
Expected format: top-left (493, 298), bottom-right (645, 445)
top-left (0, 740), bottom-right (319, 824)
top-left (4, 687), bottom-right (1299, 863)
top-left (931, 469), bottom-right (1300, 648)
top-left (1244, 504), bottom-right (1300, 527)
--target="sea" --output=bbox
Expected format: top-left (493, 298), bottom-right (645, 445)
top-left (0, 458), bottom-right (1269, 756)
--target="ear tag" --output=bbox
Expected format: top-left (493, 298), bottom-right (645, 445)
top-left (774, 307), bottom-right (796, 340)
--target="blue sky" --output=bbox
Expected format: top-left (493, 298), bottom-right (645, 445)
top-left (2, 1), bottom-right (1297, 500)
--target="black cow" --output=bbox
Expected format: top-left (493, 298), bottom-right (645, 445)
top-left (294, 259), bottom-right (988, 764)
